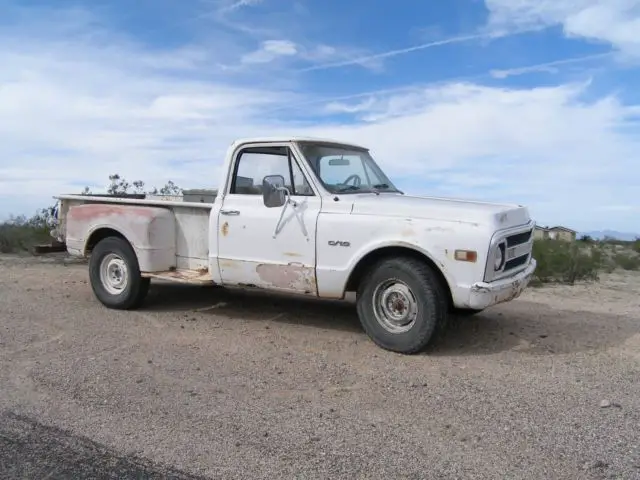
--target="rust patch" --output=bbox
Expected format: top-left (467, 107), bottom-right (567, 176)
top-left (255, 263), bottom-right (316, 293)
top-left (142, 269), bottom-right (212, 284)
top-left (283, 252), bottom-right (303, 258)
top-left (221, 221), bottom-right (229, 236)
top-left (68, 203), bottom-right (156, 221)
top-left (218, 259), bottom-right (237, 269)
top-left (400, 229), bottom-right (416, 237)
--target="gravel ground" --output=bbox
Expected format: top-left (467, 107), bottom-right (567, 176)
top-left (1, 253), bottom-right (639, 479)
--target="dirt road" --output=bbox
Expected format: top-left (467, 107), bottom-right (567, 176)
top-left (1, 254), bottom-right (638, 479)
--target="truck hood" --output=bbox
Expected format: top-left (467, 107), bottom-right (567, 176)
top-left (350, 193), bottom-right (531, 230)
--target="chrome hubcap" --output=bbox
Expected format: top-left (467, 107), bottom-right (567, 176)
top-left (99, 253), bottom-right (128, 295)
top-left (372, 279), bottom-right (418, 333)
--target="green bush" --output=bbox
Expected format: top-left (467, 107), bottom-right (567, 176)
top-left (532, 239), bottom-right (603, 285)
top-left (613, 253), bottom-right (640, 271)
top-left (0, 212), bottom-right (53, 253)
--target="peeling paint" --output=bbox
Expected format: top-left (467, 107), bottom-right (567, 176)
top-left (471, 276), bottom-right (528, 307)
top-left (68, 204), bottom-right (157, 221)
top-left (256, 263), bottom-right (316, 293)
top-left (424, 226), bottom-right (454, 233)
top-left (471, 284), bottom-right (492, 294)
top-left (218, 260), bottom-right (237, 269)
top-left (142, 269), bottom-right (213, 284)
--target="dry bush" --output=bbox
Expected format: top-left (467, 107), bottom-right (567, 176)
top-left (0, 209), bottom-right (55, 253)
top-left (612, 252), bottom-right (640, 271)
top-left (531, 239), bottom-right (603, 285)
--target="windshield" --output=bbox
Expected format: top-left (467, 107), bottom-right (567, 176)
top-left (298, 142), bottom-right (401, 194)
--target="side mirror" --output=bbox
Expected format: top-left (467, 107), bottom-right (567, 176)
top-left (262, 175), bottom-right (287, 208)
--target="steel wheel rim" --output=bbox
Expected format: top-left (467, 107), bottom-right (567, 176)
top-left (99, 253), bottom-right (128, 295)
top-left (372, 279), bottom-right (418, 333)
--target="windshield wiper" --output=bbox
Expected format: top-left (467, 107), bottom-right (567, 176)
top-left (372, 183), bottom-right (390, 189)
top-left (335, 185), bottom-right (362, 193)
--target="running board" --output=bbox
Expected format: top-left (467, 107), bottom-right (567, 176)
top-left (142, 269), bottom-right (214, 285)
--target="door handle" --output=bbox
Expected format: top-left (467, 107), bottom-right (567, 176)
top-left (220, 210), bottom-right (240, 216)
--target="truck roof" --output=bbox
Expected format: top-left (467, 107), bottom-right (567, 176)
top-left (230, 136), bottom-right (369, 151)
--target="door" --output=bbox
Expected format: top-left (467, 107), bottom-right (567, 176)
top-left (216, 144), bottom-right (322, 295)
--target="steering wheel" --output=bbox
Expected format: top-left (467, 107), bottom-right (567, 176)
top-left (342, 174), bottom-right (362, 187)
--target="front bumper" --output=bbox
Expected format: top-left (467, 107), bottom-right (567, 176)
top-left (468, 258), bottom-right (537, 310)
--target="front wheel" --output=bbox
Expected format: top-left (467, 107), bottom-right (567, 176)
top-left (356, 257), bottom-right (448, 354)
top-left (89, 236), bottom-right (150, 310)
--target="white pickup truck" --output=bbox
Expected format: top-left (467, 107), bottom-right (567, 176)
top-left (54, 136), bottom-right (536, 354)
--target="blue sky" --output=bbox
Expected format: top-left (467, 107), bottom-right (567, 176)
top-left (1, 0), bottom-right (639, 232)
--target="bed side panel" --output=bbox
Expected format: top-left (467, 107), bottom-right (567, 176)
top-left (66, 203), bottom-right (176, 272)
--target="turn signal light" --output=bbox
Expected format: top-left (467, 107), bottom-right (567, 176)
top-left (454, 250), bottom-right (477, 263)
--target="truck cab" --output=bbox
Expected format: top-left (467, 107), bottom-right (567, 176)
top-left (55, 136), bottom-right (537, 354)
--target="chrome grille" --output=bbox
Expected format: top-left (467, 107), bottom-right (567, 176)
top-left (485, 224), bottom-right (534, 282)
top-left (506, 229), bottom-right (532, 247)
top-left (503, 228), bottom-right (533, 274)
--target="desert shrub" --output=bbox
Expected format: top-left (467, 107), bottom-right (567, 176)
top-left (0, 210), bottom-right (54, 253)
top-left (532, 239), bottom-right (602, 285)
top-left (632, 239), bottom-right (640, 254)
top-left (613, 253), bottom-right (640, 271)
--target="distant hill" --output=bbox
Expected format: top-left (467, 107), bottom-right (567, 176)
top-left (581, 230), bottom-right (639, 241)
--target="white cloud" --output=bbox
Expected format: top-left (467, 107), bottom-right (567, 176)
top-left (490, 52), bottom-right (612, 78)
top-left (1, 5), bottom-right (640, 232)
top-left (241, 39), bottom-right (298, 64)
top-left (219, 0), bottom-right (264, 14)
top-left (485, 0), bottom-right (640, 57)
top-left (293, 82), bottom-right (640, 231)
top-left (324, 99), bottom-right (376, 115)
top-left (299, 33), bottom-right (492, 72)
top-left (0, 16), bottom-right (294, 208)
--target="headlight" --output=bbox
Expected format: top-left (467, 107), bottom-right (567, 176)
top-left (494, 243), bottom-right (505, 271)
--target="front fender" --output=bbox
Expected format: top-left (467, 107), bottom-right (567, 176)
top-left (315, 213), bottom-right (489, 300)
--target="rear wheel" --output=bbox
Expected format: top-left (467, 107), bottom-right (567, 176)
top-left (89, 236), bottom-right (150, 310)
top-left (356, 257), bottom-right (448, 354)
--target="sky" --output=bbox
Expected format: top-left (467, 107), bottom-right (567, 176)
top-left (1, 0), bottom-right (639, 233)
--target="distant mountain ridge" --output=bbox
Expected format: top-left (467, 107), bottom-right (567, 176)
top-left (580, 230), bottom-right (639, 241)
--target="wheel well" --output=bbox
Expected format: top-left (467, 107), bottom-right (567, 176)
top-left (345, 246), bottom-right (454, 309)
top-left (85, 228), bottom-right (126, 255)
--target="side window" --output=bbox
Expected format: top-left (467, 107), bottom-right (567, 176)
top-left (231, 147), bottom-right (313, 196)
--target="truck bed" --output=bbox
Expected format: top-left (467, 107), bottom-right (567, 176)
top-left (54, 194), bottom-right (215, 277)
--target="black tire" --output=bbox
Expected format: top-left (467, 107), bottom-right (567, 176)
top-left (356, 257), bottom-right (448, 354)
top-left (88, 236), bottom-right (150, 310)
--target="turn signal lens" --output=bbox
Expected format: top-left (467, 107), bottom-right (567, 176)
top-left (454, 250), bottom-right (477, 262)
